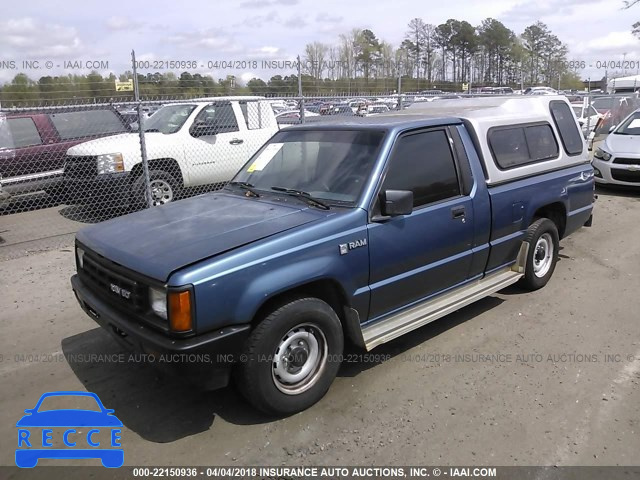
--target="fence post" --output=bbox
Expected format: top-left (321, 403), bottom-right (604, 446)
top-left (585, 79), bottom-right (592, 139)
top-left (297, 55), bottom-right (305, 124)
top-left (131, 49), bottom-right (153, 208)
top-left (397, 73), bottom-right (403, 110)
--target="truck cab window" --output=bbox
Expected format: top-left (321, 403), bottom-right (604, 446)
top-left (193, 103), bottom-right (239, 135)
top-left (382, 130), bottom-right (460, 207)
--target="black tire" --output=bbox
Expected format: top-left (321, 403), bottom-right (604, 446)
top-left (236, 297), bottom-right (344, 416)
top-left (518, 218), bottom-right (560, 291)
top-left (130, 169), bottom-right (180, 208)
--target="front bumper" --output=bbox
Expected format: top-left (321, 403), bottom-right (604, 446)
top-left (63, 172), bottom-right (131, 206)
top-left (71, 274), bottom-right (251, 390)
top-left (593, 157), bottom-right (640, 187)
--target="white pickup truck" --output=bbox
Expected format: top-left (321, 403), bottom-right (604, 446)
top-left (63, 97), bottom-right (279, 206)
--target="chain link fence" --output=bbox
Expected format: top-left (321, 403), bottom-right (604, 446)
top-left (1, 85), bottom-right (638, 238)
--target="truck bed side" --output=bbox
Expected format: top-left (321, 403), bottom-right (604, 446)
top-left (484, 165), bottom-right (594, 274)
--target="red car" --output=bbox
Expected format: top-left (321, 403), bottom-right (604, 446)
top-left (0, 107), bottom-right (130, 204)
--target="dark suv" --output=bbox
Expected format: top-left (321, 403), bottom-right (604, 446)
top-left (0, 107), bottom-right (130, 204)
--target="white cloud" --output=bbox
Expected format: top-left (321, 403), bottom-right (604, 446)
top-left (239, 0), bottom-right (298, 7)
top-left (0, 18), bottom-right (83, 58)
top-left (240, 71), bottom-right (257, 83)
top-left (316, 12), bottom-right (343, 23)
top-left (580, 31), bottom-right (639, 54)
top-left (105, 16), bottom-right (144, 32)
top-left (166, 29), bottom-right (242, 53)
top-left (257, 46), bottom-right (280, 54)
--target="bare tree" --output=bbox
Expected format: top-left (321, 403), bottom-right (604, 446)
top-left (405, 18), bottom-right (427, 79)
top-left (304, 42), bottom-right (328, 80)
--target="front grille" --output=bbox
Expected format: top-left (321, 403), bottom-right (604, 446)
top-left (80, 252), bottom-right (149, 314)
top-left (613, 157), bottom-right (640, 165)
top-left (611, 169), bottom-right (640, 183)
top-left (65, 156), bottom-right (97, 179)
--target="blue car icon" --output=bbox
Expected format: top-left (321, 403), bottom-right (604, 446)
top-left (16, 391), bottom-right (123, 468)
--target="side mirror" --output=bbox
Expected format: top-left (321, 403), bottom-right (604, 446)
top-left (609, 125), bottom-right (616, 133)
top-left (380, 190), bottom-right (413, 217)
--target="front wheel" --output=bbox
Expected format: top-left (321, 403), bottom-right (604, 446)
top-left (518, 218), bottom-right (559, 291)
top-left (235, 297), bottom-right (344, 416)
top-left (131, 170), bottom-right (180, 208)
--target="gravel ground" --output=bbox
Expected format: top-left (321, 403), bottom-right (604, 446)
top-left (0, 186), bottom-right (638, 469)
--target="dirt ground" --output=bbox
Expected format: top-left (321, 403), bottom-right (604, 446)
top-left (0, 186), bottom-right (639, 469)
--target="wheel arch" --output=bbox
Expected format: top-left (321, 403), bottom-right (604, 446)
top-left (532, 202), bottom-right (567, 239)
top-left (129, 158), bottom-right (185, 187)
top-left (249, 278), bottom-right (361, 347)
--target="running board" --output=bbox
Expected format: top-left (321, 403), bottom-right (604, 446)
top-left (362, 267), bottom-right (524, 351)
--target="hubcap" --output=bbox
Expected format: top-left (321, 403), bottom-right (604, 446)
top-left (272, 323), bottom-right (328, 395)
top-left (533, 233), bottom-right (554, 278)
top-left (148, 179), bottom-right (173, 206)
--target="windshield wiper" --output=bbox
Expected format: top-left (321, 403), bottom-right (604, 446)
top-left (143, 128), bottom-right (161, 133)
top-left (226, 181), bottom-right (261, 197)
top-left (270, 186), bottom-right (330, 210)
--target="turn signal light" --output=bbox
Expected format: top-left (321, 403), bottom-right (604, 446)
top-left (168, 290), bottom-right (192, 332)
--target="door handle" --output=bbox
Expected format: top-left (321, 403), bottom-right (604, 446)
top-left (229, 138), bottom-right (244, 145)
top-left (451, 206), bottom-right (466, 220)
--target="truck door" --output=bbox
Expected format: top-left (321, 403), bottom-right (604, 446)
top-left (184, 102), bottom-right (247, 186)
top-left (1, 116), bottom-right (58, 187)
top-left (367, 128), bottom-right (475, 321)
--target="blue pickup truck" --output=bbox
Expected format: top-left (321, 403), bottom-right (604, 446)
top-left (71, 96), bottom-right (594, 415)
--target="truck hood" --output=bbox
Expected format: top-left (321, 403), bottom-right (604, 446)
top-left (76, 192), bottom-right (325, 281)
top-left (66, 132), bottom-right (173, 160)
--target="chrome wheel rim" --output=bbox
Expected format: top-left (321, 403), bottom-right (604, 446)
top-left (148, 179), bottom-right (173, 206)
top-left (533, 233), bottom-right (554, 278)
top-left (272, 323), bottom-right (328, 395)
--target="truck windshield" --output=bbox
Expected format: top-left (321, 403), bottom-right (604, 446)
top-left (231, 129), bottom-right (385, 204)
top-left (142, 104), bottom-right (196, 134)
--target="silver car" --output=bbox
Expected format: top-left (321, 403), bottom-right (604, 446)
top-left (592, 108), bottom-right (640, 186)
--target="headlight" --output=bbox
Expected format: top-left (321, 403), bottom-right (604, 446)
top-left (96, 153), bottom-right (124, 174)
top-left (76, 247), bottom-right (85, 269)
top-left (593, 147), bottom-right (611, 161)
top-left (149, 287), bottom-right (167, 320)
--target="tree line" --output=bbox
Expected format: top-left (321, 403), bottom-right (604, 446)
top-left (0, 17), bottom-right (591, 106)
top-left (296, 19), bottom-right (584, 93)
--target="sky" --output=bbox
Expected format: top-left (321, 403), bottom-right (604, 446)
top-left (0, 0), bottom-right (639, 86)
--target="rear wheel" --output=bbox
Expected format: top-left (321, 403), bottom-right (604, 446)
top-left (518, 218), bottom-right (559, 291)
top-left (236, 297), bottom-right (344, 416)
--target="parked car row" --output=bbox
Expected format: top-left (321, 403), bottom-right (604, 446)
top-left (1, 98), bottom-right (279, 211)
top-left (1, 93), bottom-right (637, 214)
